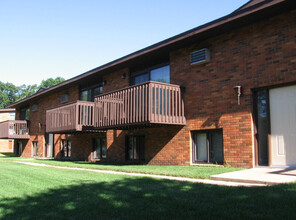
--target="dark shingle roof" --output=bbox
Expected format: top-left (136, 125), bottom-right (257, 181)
top-left (235, 0), bottom-right (269, 12)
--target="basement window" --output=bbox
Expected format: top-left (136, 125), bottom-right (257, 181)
top-left (192, 129), bottom-right (223, 164)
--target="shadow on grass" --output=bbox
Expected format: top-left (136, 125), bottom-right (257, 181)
top-left (0, 153), bottom-right (15, 157)
top-left (37, 159), bottom-right (153, 166)
top-left (1, 177), bottom-right (296, 219)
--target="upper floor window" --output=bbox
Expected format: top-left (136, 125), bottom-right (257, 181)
top-left (80, 85), bottom-right (103, 102)
top-left (31, 104), bottom-right (38, 111)
top-left (130, 64), bottom-right (170, 85)
top-left (20, 107), bottom-right (30, 120)
top-left (60, 94), bottom-right (69, 103)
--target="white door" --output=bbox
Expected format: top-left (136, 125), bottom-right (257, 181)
top-left (269, 85), bottom-right (296, 166)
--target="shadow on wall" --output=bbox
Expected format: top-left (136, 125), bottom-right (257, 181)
top-left (50, 126), bottom-right (183, 164)
top-left (53, 133), bottom-right (106, 161)
top-left (0, 176), bottom-right (295, 219)
top-left (201, 113), bottom-right (223, 129)
top-left (106, 130), bottom-right (127, 163)
top-left (107, 126), bottom-right (184, 165)
top-left (54, 135), bottom-right (63, 159)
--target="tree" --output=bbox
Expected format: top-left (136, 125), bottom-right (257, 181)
top-left (17, 84), bottom-right (39, 101)
top-left (0, 82), bottom-right (19, 108)
top-left (39, 77), bottom-right (65, 89)
top-left (0, 77), bottom-right (66, 108)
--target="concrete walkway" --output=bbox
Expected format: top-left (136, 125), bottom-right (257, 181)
top-left (15, 161), bottom-right (265, 187)
top-left (211, 167), bottom-right (296, 185)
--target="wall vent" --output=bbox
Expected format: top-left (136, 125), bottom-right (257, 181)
top-left (190, 48), bottom-right (210, 65)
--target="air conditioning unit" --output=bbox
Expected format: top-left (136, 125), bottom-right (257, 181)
top-left (190, 48), bottom-right (210, 65)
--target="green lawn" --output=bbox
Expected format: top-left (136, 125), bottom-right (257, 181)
top-left (13, 159), bottom-right (243, 179)
top-left (0, 161), bottom-right (296, 219)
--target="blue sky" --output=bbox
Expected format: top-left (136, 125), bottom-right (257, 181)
top-left (0, 0), bottom-right (248, 86)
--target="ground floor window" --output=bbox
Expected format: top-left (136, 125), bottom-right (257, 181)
top-left (192, 130), bottom-right (223, 164)
top-left (32, 141), bottom-right (38, 157)
top-left (61, 139), bottom-right (71, 158)
top-left (93, 137), bottom-right (107, 160)
top-left (126, 135), bottom-right (145, 161)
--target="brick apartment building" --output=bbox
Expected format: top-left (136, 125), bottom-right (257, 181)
top-left (1, 0), bottom-right (296, 167)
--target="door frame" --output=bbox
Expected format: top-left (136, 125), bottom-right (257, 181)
top-left (253, 88), bottom-right (271, 166)
top-left (252, 81), bottom-right (296, 166)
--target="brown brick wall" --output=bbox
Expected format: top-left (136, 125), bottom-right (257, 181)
top-left (106, 130), bottom-right (126, 162)
top-left (102, 68), bottom-right (130, 93)
top-left (168, 9), bottom-right (296, 167)
top-left (14, 9), bottom-right (296, 167)
top-left (105, 9), bottom-right (296, 167)
top-left (106, 127), bottom-right (189, 165)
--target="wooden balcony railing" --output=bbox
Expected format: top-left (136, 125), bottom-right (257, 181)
top-left (0, 120), bottom-right (30, 139)
top-left (46, 81), bottom-right (186, 133)
top-left (94, 81), bottom-right (186, 129)
top-left (46, 101), bottom-right (95, 133)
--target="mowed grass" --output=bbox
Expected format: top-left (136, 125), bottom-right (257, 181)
top-left (17, 159), bottom-right (243, 179)
top-left (0, 161), bottom-right (296, 219)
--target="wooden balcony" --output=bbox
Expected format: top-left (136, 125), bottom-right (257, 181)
top-left (46, 81), bottom-right (186, 133)
top-left (94, 81), bottom-right (186, 129)
top-left (46, 101), bottom-right (96, 133)
top-left (0, 120), bottom-right (30, 139)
